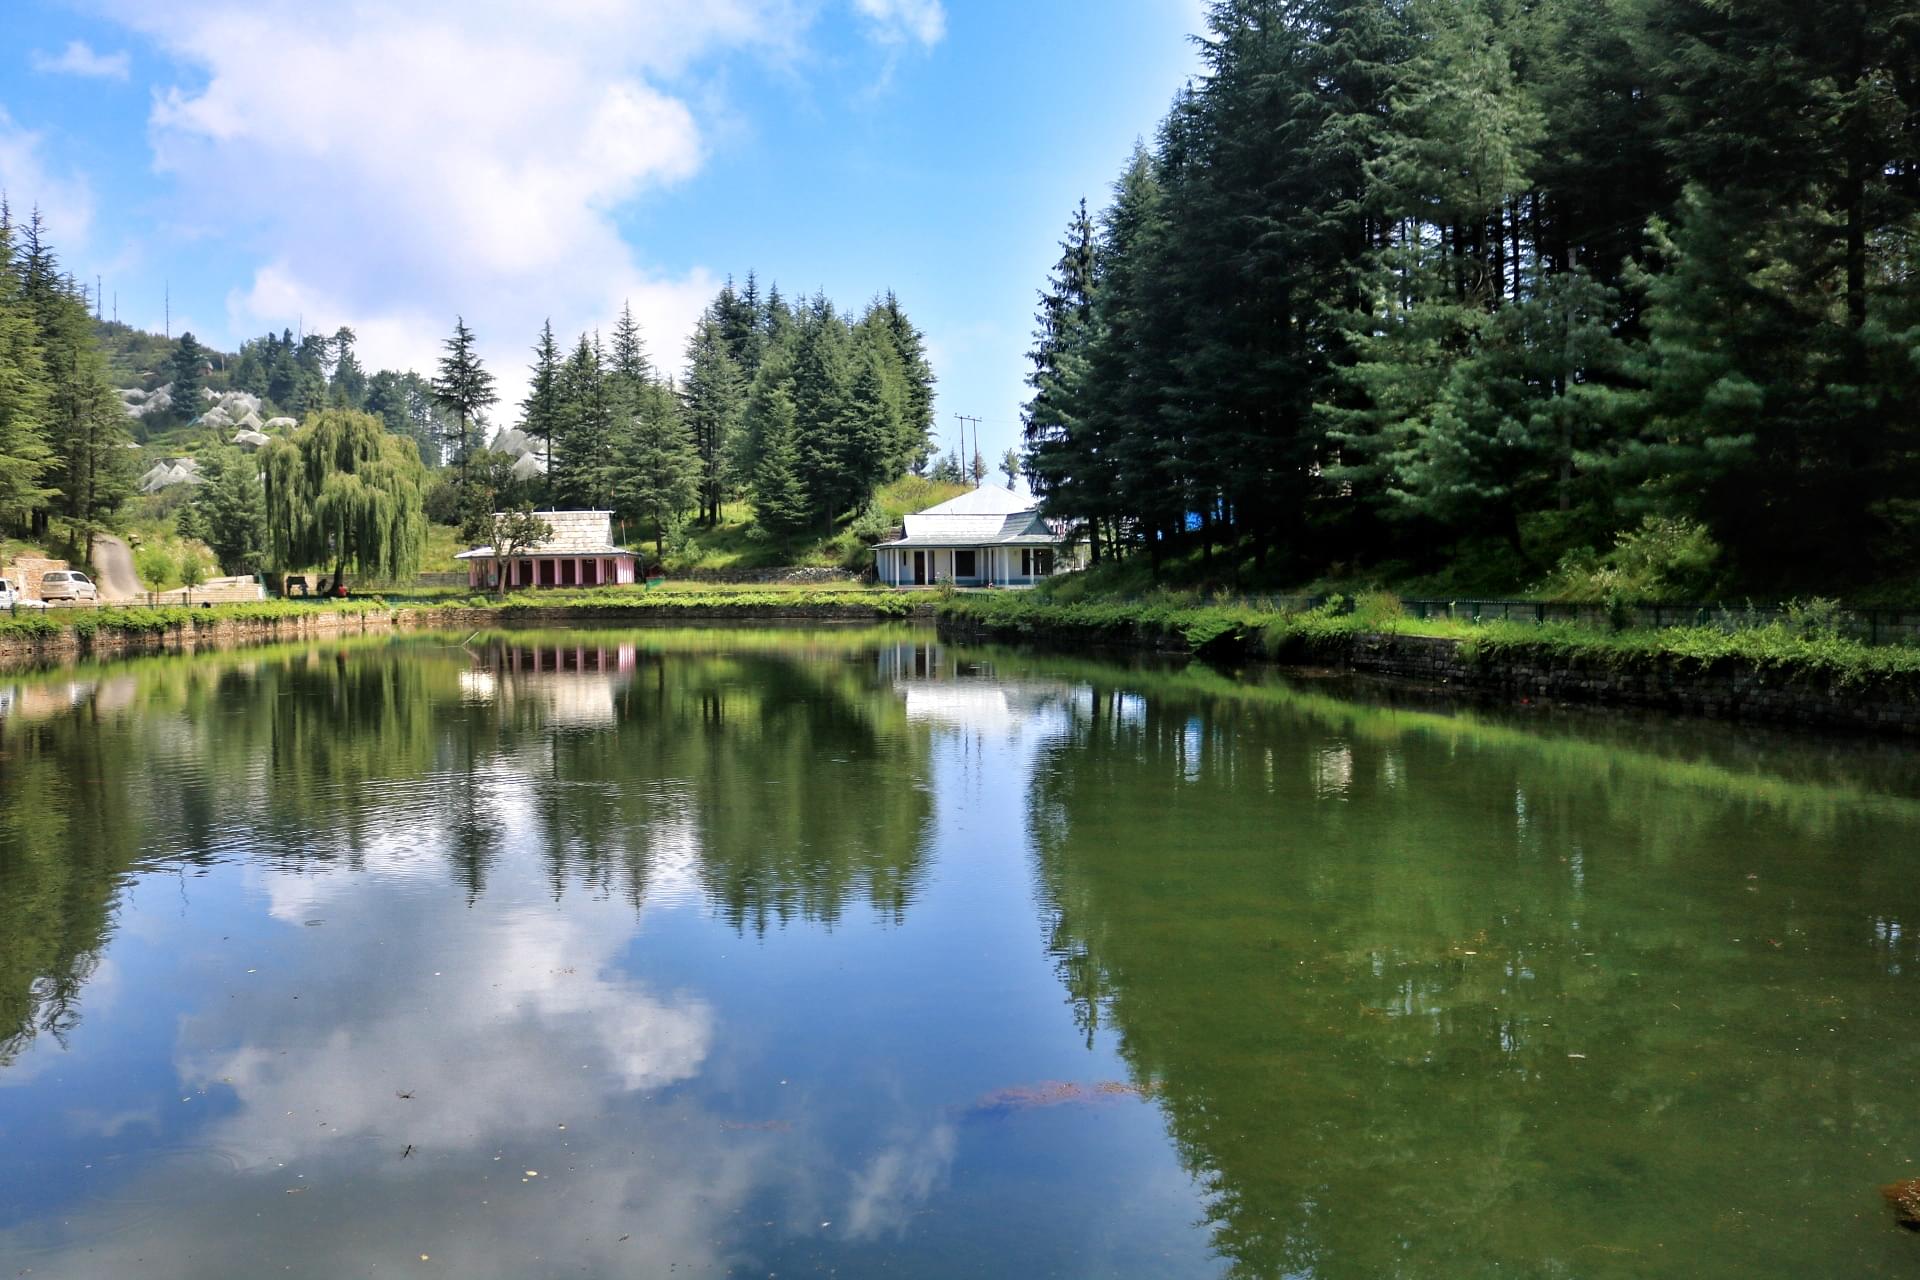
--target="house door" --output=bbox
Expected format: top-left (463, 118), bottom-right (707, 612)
top-left (913, 551), bottom-right (927, 586)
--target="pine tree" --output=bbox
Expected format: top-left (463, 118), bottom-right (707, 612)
top-left (712, 277), bottom-right (763, 380)
top-left (551, 334), bottom-right (616, 509)
top-left (866, 292), bottom-right (935, 473)
top-left (609, 302), bottom-right (651, 387)
top-left (185, 448), bottom-right (269, 575)
top-left (328, 326), bottom-right (366, 409)
top-left (681, 314), bottom-right (743, 525)
top-left (431, 316), bottom-right (496, 480)
top-left (522, 319), bottom-right (563, 481)
top-left (614, 380), bottom-right (699, 555)
top-left (0, 205), bottom-right (54, 528)
top-left (266, 331), bottom-right (299, 408)
top-left (746, 372), bottom-right (810, 540)
top-left (789, 295), bottom-right (855, 531)
top-left (170, 331), bottom-right (209, 415)
top-left (18, 211), bottom-right (129, 554)
top-left (1024, 200), bottom-right (1099, 523)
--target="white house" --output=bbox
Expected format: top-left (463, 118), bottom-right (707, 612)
top-left (871, 486), bottom-right (1078, 587)
top-left (454, 510), bottom-right (639, 590)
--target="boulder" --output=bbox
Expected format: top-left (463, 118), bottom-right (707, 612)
top-left (1885, 1179), bottom-right (1920, 1230)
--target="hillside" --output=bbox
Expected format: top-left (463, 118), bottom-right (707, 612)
top-left (541, 474), bottom-right (973, 578)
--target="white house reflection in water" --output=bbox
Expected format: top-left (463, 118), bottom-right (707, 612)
top-left (467, 639), bottom-right (640, 726)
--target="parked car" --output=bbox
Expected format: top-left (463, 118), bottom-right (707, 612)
top-left (37, 570), bottom-right (98, 604)
top-left (0, 577), bottom-right (48, 610)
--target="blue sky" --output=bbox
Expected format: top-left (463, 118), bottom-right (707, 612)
top-left (0, 0), bottom-right (1205, 465)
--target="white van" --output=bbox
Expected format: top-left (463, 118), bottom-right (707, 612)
top-left (37, 570), bottom-right (98, 604)
top-left (0, 577), bottom-right (47, 610)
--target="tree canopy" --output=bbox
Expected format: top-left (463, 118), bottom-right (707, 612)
top-left (262, 409), bottom-right (429, 587)
top-left (1022, 0), bottom-right (1920, 595)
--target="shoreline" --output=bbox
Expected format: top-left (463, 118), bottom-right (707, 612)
top-left (937, 596), bottom-right (1920, 738)
top-left (0, 597), bottom-right (938, 671)
top-left (8, 591), bottom-right (1918, 738)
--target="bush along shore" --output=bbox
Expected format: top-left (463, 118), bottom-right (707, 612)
top-left (937, 593), bottom-right (1920, 737)
top-left (0, 588), bottom-right (933, 666)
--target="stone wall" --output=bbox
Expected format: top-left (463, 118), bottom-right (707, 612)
top-left (1319, 632), bottom-right (1920, 735)
top-left (673, 566), bottom-right (861, 585)
top-left (4, 557), bottom-right (69, 600)
top-left (937, 613), bottom-right (1920, 737)
top-left (0, 600), bottom-right (935, 671)
top-left (0, 607), bottom-right (400, 665)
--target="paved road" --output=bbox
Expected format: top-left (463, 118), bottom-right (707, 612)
top-left (92, 534), bottom-right (141, 601)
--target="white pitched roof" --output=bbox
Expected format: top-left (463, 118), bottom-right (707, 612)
top-left (455, 509), bottom-right (631, 559)
top-left (918, 485), bottom-right (1035, 517)
top-left (883, 509), bottom-right (1059, 548)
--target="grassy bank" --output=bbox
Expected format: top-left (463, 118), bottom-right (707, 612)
top-left (474, 583), bottom-right (922, 618)
top-left (0, 584), bottom-right (927, 657)
top-left (0, 599), bottom-right (393, 643)
top-left (939, 591), bottom-right (1920, 690)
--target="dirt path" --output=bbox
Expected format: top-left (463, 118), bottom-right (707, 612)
top-left (92, 535), bottom-right (141, 601)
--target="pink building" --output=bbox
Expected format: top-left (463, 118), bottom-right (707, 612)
top-left (454, 510), bottom-right (640, 591)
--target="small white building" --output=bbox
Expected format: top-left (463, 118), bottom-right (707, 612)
top-left (871, 486), bottom-right (1077, 587)
top-left (454, 510), bottom-right (639, 591)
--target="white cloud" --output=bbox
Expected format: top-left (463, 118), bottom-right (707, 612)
top-left (90, 0), bottom-right (902, 408)
top-left (0, 105), bottom-right (95, 250)
top-left (844, 1119), bottom-right (957, 1238)
top-left (30, 39), bottom-right (132, 81)
top-left (853, 0), bottom-right (946, 47)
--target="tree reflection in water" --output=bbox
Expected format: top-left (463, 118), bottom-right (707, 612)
top-left (1022, 661), bottom-right (1920, 1278)
top-left (0, 630), bottom-right (935, 1064)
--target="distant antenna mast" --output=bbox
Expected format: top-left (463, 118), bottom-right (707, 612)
top-left (165, 281), bottom-right (171, 340)
top-left (112, 291), bottom-right (118, 324)
top-left (95, 275), bottom-right (101, 322)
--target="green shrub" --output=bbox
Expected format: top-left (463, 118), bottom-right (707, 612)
top-left (134, 544), bottom-right (177, 589)
top-left (1783, 596), bottom-right (1842, 639)
top-left (1541, 516), bottom-right (1721, 603)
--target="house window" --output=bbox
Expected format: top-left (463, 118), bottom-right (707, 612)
top-left (954, 549), bottom-right (977, 578)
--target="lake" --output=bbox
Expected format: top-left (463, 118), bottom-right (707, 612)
top-left (2, 627), bottom-right (1918, 1277)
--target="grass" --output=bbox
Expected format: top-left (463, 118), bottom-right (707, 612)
top-left (941, 591), bottom-right (1920, 690)
top-left (0, 583), bottom-right (925, 647)
top-left (477, 583), bottom-right (922, 618)
top-left (0, 598), bottom-right (393, 644)
top-left (660, 475), bottom-right (970, 575)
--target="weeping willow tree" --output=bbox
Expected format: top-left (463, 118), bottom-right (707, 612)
top-left (263, 409), bottom-right (429, 591)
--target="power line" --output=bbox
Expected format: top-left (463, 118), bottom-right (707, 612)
top-left (954, 413), bottom-right (982, 483)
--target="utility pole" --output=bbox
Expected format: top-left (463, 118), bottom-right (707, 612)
top-left (954, 414), bottom-right (982, 485)
top-left (165, 281), bottom-right (170, 339)
top-left (95, 275), bottom-right (101, 322)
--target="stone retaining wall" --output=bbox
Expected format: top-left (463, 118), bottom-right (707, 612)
top-left (0, 607), bottom-right (399, 665)
top-left (0, 600), bottom-right (935, 670)
top-left (1323, 632), bottom-right (1920, 735)
top-left (938, 613), bottom-right (1920, 737)
top-left (672, 566), bottom-right (862, 585)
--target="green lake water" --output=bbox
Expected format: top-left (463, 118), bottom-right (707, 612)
top-left (2, 626), bottom-right (1918, 1277)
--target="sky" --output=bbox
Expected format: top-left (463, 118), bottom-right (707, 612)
top-left (0, 0), bottom-right (1207, 467)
